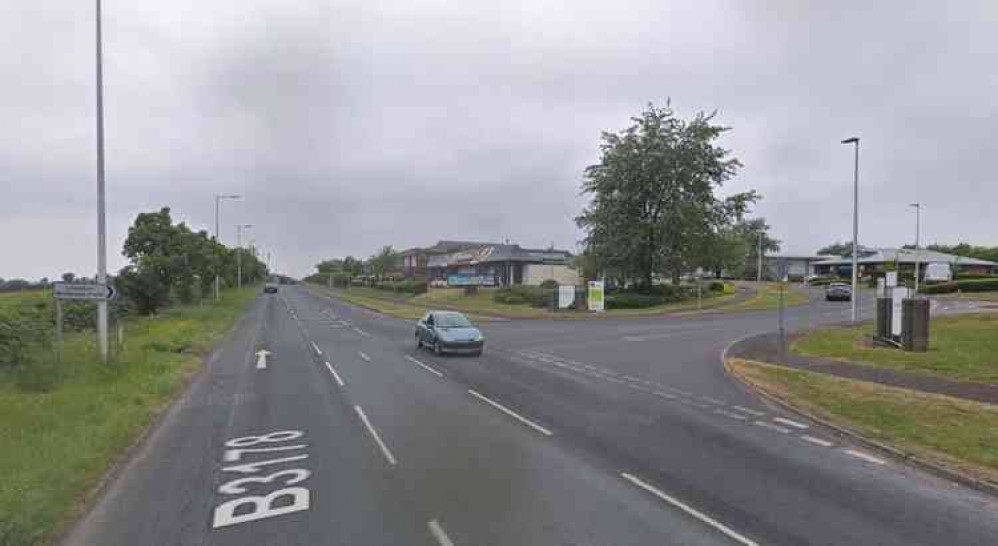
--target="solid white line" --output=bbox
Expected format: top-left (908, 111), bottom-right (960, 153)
top-left (358, 351), bottom-right (371, 362)
top-left (753, 420), bottom-right (791, 434)
top-left (353, 327), bottom-right (370, 337)
top-left (311, 341), bottom-right (322, 356)
top-left (801, 435), bottom-right (834, 447)
top-left (427, 519), bottom-right (455, 546)
top-left (774, 417), bottom-right (809, 429)
top-left (845, 449), bottom-right (886, 465)
top-left (620, 473), bottom-right (759, 546)
top-left (324, 361), bottom-right (345, 387)
top-left (354, 405), bottom-right (397, 466)
top-left (405, 355), bottom-right (444, 377)
top-left (731, 405), bottom-right (765, 417)
top-left (467, 389), bottom-right (553, 436)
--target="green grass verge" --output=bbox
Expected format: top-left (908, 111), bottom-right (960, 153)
top-left (931, 292), bottom-right (998, 302)
top-left (311, 284), bottom-right (737, 320)
top-left (719, 283), bottom-right (809, 312)
top-left (0, 287), bottom-right (259, 546)
top-left (792, 313), bottom-right (998, 383)
top-left (730, 359), bottom-right (998, 483)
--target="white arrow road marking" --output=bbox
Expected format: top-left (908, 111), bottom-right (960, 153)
top-left (255, 350), bottom-right (271, 369)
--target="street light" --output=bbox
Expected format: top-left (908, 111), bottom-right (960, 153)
top-left (236, 224), bottom-right (254, 289)
top-left (910, 203), bottom-right (921, 294)
top-left (95, 0), bottom-right (109, 361)
top-left (215, 194), bottom-right (241, 299)
top-left (841, 136), bottom-right (860, 323)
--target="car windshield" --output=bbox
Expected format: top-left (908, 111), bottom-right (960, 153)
top-left (435, 313), bottom-right (472, 328)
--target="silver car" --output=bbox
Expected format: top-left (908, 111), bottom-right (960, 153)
top-left (825, 282), bottom-right (852, 301)
top-left (415, 311), bottom-right (484, 356)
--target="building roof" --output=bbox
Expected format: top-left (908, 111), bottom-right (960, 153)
top-left (427, 244), bottom-right (572, 268)
top-left (401, 240), bottom-right (503, 256)
top-left (814, 248), bottom-right (998, 267)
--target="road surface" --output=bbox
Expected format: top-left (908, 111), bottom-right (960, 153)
top-left (64, 286), bottom-right (998, 545)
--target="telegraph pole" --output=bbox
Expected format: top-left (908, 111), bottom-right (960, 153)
top-left (95, 0), bottom-right (109, 361)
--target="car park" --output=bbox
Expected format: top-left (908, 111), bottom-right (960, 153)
top-left (415, 311), bottom-right (484, 356)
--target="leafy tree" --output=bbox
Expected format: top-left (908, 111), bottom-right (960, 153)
top-left (577, 101), bottom-right (757, 287)
top-left (817, 241), bottom-right (854, 257)
top-left (61, 272), bottom-right (76, 283)
top-left (343, 256), bottom-right (364, 277)
top-left (316, 259), bottom-right (345, 275)
top-left (369, 246), bottom-right (400, 280)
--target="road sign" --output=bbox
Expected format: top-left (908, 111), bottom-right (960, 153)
top-left (587, 281), bottom-right (605, 312)
top-left (53, 282), bottom-right (116, 300)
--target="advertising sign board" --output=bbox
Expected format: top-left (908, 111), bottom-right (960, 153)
top-left (587, 281), bottom-right (605, 312)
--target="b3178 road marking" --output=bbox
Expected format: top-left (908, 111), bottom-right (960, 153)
top-left (212, 430), bottom-right (312, 528)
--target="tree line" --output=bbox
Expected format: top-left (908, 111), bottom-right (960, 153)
top-left (576, 101), bottom-right (778, 290)
top-left (306, 245), bottom-right (401, 285)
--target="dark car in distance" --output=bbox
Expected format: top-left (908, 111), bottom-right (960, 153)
top-left (415, 311), bottom-right (484, 356)
top-left (263, 283), bottom-right (279, 294)
top-left (825, 282), bottom-right (852, 301)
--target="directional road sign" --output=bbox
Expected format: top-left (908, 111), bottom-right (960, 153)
top-left (53, 282), bottom-right (117, 301)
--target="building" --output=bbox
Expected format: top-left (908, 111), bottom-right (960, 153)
top-left (760, 255), bottom-right (839, 280)
top-left (426, 243), bottom-right (577, 286)
top-left (812, 248), bottom-right (998, 279)
top-left (400, 241), bottom-right (499, 278)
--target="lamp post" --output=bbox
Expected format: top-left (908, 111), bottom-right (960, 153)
top-left (214, 194), bottom-right (241, 299)
top-left (910, 203), bottom-right (921, 294)
top-left (236, 224), bottom-right (253, 289)
top-left (841, 137), bottom-right (860, 323)
top-left (94, 0), bottom-right (109, 361)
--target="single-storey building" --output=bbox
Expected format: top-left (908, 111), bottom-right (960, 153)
top-left (813, 248), bottom-right (998, 279)
top-left (400, 240), bottom-right (499, 278)
top-left (427, 244), bottom-right (577, 286)
top-left (760, 255), bottom-right (839, 280)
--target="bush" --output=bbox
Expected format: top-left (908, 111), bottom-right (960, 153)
top-left (493, 286), bottom-right (553, 308)
top-left (708, 281), bottom-right (725, 292)
top-left (920, 278), bottom-right (998, 294)
top-left (606, 293), bottom-right (665, 309)
top-left (539, 279), bottom-right (559, 289)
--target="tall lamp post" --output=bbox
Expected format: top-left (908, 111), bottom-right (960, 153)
top-left (95, 0), bottom-right (109, 361)
top-left (236, 224), bottom-right (253, 289)
top-left (910, 203), bottom-right (921, 294)
top-left (214, 194), bottom-right (241, 299)
top-left (841, 137), bottom-right (860, 323)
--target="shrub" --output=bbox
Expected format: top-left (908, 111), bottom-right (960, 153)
top-left (920, 278), bottom-right (998, 294)
top-left (708, 281), bottom-right (725, 292)
top-left (539, 279), bottom-right (559, 289)
top-left (493, 286), bottom-right (552, 308)
top-left (606, 293), bottom-right (665, 309)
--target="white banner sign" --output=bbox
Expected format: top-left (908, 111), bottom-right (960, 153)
top-left (557, 285), bottom-right (575, 309)
top-left (53, 282), bottom-right (116, 301)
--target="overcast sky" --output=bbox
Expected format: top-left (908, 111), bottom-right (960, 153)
top-left (3, 1), bottom-right (996, 279)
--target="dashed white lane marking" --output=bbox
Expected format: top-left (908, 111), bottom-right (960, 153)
top-left (773, 417), bottom-right (809, 430)
top-left (405, 355), bottom-right (444, 378)
top-left (845, 449), bottom-right (886, 465)
top-left (801, 435), bottom-right (834, 447)
top-left (732, 405), bottom-right (765, 417)
top-left (467, 389), bottom-right (553, 436)
top-left (620, 473), bottom-right (759, 546)
top-left (427, 519), bottom-right (455, 546)
top-left (653, 391), bottom-right (678, 400)
top-left (714, 408), bottom-right (748, 421)
top-left (753, 420), bottom-right (791, 434)
top-left (354, 405), bottom-right (397, 466)
top-left (700, 396), bottom-right (727, 405)
top-left (358, 351), bottom-right (371, 362)
top-left (324, 362), bottom-right (345, 387)
top-left (353, 327), bottom-right (371, 337)
top-left (311, 341), bottom-right (322, 356)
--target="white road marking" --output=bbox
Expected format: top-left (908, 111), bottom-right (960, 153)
top-left (732, 405), bottom-right (765, 417)
top-left (845, 449), bottom-right (886, 465)
top-left (324, 362), bottom-right (345, 387)
top-left (653, 390), bottom-right (678, 400)
top-left (467, 389), bottom-right (553, 436)
top-left (714, 409), bottom-right (748, 421)
top-left (427, 519), bottom-right (455, 546)
top-left (753, 420), bottom-right (791, 434)
top-left (773, 417), bottom-right (809, 429)
top-left (311, 341), bottom-right (322, 356)
top-left (353, 327), bottom-right (371, 337)
top-left (700, 396), bottom-right (727, 405)
top-left (358, 351), bottom-right (371, 362)
top-left (354, 405), bottom-right (397, 466)
top-left (800, 435), bottom-right (834, 447)
top-left (620, 473), bottom-right (759, 546)
top-left (405, 355), bottom-right (444, 377)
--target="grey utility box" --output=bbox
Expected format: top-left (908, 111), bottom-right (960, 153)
top-left (875, 298), bottom-right (892, 339)
top-left (901, 298), bottom-right (931, 352)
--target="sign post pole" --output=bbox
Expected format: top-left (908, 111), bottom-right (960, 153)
top-left (55, 299), bottom-right (64, 363)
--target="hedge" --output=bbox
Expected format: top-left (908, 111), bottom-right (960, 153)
top-left (919, 278), bottom-right (998, 294)
top-left (374, 280), bottom-right (427, 294)
top-left (606, 293), bottom-right (665, 309)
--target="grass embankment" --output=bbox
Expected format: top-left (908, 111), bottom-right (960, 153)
top-left (0, 287), bottom-right (259, 546)
top-left (729, 360), bottom-right (998, 483)
top-left (720, 283), bottom-right (809, 312)
top-left (311, 283), bottom-right (738, 320)
top-left (793, 313), bottom-right (998, 383)
top-left (931, 291), bottom-right (998, 302)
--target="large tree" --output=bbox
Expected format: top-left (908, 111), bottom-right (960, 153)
top-left (368, 246), bottom-right (399, 280)
top-left (577, 102), bottom-right (757, 287)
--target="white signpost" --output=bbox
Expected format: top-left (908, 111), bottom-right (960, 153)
top-left (891, 287), bottom-right (909, 337)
